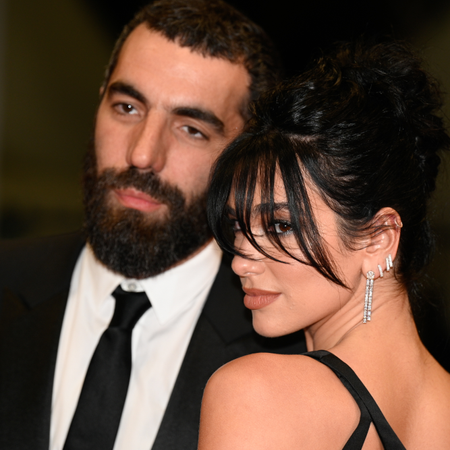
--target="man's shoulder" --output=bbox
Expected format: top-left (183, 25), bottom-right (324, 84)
top-left (0, 231), bottom-right (85, 285)
top-left (0, 231), bottom-right (84, 260)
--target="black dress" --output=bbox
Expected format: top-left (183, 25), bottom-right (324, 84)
top-left (304, 350), bottom-right (407, 450)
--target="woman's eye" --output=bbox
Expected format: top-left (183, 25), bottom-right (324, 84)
top-left (273, 222), bottom-right (293, 235)
top-left (226, 217), bottom-right (241, 234)
top-left (232, 220), bottom-right (242, 232)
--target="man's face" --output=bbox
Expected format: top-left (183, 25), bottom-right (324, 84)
top-left (84, 25), bottom-right (250, 278)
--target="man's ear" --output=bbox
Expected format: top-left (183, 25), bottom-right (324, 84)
top-left (361, 207), bottom-right (402, 277)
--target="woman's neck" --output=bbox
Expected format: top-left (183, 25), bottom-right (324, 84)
top-left (304, 283), bottom-right (414, 354)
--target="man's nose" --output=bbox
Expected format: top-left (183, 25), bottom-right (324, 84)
top-left (127, 111), bottom-right (168, 172)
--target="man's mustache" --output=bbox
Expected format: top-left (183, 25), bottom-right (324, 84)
top-left (98, 167), bottom-right (186, 209)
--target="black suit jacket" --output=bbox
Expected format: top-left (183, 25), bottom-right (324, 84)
top-left (0, 232), bottom-right (306, 450)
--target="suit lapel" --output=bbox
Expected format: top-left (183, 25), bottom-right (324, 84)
top-left (152, 314), bottom-right (241, 450)
top-left (152, 255), bottom-right (255, 450)
top-left (0, 288), bottom-right (69, 450)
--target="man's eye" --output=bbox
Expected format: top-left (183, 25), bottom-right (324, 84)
top-left (182, 125), bottom-right (207, 139)
top-left (116, 103), bottom-right (138, 115)
top-left (273, 221), bottom-right (293, 235)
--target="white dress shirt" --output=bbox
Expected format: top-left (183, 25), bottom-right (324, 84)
top-left (50, 240), bottom-right (222, 450)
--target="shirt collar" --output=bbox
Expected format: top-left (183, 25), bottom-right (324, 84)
top-left (81, 241), bottom-right (222, 325)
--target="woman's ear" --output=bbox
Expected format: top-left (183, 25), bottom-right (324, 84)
top-left (361, 207), bottom-right (402, 277)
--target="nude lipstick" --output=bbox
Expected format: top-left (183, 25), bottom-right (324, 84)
top-left (242, 288), bottom-right (280, 310)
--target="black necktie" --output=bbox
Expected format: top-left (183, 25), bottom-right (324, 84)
top-left (63, 286), bottom-right (151, 450)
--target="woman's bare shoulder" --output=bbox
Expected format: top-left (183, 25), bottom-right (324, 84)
top-left (205, 352), bottom-right (335, 393)
top-left (413, 362), bottom-right (450, 448)
top-left (198, 353), bottom-right (360, 450)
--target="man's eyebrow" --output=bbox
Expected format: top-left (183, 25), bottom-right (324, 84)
top-left (173, 106), bottom-right (225, 135)
top-left (107, 81), bottom-right (146, 105)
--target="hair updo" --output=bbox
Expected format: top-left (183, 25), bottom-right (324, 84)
top-left (207, 40), bottom-right (450, 308)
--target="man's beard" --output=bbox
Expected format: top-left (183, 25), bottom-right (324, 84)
top-left (82, 145), bottom-right (211, 279)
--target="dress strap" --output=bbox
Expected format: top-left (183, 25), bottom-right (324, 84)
top-left (304, 350), bottom-right (407, 450)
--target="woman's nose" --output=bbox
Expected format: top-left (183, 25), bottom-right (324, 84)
top-left (231, 234), bottom-right (265, 277)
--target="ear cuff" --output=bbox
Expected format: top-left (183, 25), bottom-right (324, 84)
top-left (385, 254), bottom-right (393, 272)
top-left (378, 264), bottom-right (383, 278)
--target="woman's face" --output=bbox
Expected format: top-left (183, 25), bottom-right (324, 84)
top-left (230, 178), bottom-right (366, 338)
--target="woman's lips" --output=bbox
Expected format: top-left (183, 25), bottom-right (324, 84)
top-left (242, 288), bottom-right (281, 310)
top-left (113, 188), bottom-right (162, 212)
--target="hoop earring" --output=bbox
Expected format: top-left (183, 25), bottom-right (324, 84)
top-left (363, 271), bottom-right (374, 324)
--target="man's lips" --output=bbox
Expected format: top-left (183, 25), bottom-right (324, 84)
top-left (113, 188), bottom-right (163, 212)
top-left (242, 287), bottom-right (281, 310)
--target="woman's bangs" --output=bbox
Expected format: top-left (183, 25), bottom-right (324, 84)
top-left (231, 135), bottom-right (277, 259)
top-left (207, 133), bottom-right (263, 255)
top-left (231, 133), bottom-right (301, 262)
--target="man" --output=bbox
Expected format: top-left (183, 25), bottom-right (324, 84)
top-left (0, 1), bottom-right (305, 449)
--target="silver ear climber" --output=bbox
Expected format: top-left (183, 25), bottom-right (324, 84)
top-left (378, 264), bottom-right (384, 278)
top-left (363, 271), bottom-right (374, 323)
top-left (385, 254), bottom-right (393, 272)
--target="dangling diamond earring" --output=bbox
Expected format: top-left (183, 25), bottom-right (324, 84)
top-left (363, 271), bottom-right (374, 323)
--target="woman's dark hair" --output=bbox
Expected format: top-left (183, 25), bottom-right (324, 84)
top-left (208, 40), bottom-right (450, 308)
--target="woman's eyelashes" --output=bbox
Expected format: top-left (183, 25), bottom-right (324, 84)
top-left (271, 221), bottom-right (293, 236)
top-left (228, 216), bottom-right (293, 237)
top-left (232, 219), bottom-right (242, 232)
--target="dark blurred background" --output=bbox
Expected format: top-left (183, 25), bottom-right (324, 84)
top-left (0, 0), bottom-right (449, 366)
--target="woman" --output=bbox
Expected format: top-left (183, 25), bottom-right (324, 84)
top-left (198, 41), bottom-right (450, 449)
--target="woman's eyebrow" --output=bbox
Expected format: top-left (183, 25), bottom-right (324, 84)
top-left (224, 205), bottom-right (236, 216)
top-left (225, 202), bottom-right (290, 220)
top-left (253, 202), bottom-right (290, 215)
top-left (226, 202), bottom-right (290, 216)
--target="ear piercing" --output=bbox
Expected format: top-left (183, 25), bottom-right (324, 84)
top-left (378, 264), bottom-right (383, 278)
top-left (385, 254), bottom-right (393, 272)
